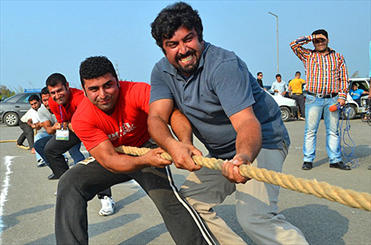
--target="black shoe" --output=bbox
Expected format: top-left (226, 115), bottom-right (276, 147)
top-left (330, 162), bottom-right (351, 170)
top-left (47, 173), bottom-right (58, 180)
top-left (302, 162), bottom-right (313, 170)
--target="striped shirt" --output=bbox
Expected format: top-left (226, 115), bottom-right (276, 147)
top-left (290, 35), bottom-right (348, 100)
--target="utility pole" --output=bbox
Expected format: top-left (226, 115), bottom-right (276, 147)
top-left (268, 12), bottom-right (279, 74)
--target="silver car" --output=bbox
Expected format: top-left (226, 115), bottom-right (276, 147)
top-left (0, 90), bottom-right (41, 126)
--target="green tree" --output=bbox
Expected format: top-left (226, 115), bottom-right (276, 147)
top-left (0, 85), bottom-right (16, 101)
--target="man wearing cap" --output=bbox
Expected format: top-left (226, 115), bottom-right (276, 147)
top-left (290, 29), bottom-right (350, 171)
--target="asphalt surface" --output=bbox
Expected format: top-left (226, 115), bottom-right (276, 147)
top-left (0, 119), bottom-right (370, 245)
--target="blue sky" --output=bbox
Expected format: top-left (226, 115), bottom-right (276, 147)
top-left (1, 0), bottom-right (370, 91)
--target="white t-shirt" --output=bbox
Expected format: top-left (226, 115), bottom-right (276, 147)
top-left (29, 108), bottom-right (40, 123)
top-left (20, 108), bottom-right (32, 123)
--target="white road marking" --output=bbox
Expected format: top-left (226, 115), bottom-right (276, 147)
top-left (0, 156), bottom-right (15, 240)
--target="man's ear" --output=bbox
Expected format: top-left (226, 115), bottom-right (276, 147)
top-left (66, 81), bottom-right (70, 89)
top-left (82, 86), bottom-right (87, 97)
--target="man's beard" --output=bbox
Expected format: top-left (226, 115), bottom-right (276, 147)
top-left (177, 51), bottom-right (199, 76)
top-left (178, 62), bottom-right (199, 75)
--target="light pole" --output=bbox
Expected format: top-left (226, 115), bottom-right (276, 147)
top-left (268, 12), bottom-right (279, 74)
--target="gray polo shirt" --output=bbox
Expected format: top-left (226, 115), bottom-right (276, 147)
top-left (150, 42), bottom-right (290, 159)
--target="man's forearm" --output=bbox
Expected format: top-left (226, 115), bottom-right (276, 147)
top-left (290, 35), bottom-right (312, 60)
top-left (235, 118), bottom-right (262, 162)
top-left (169, 109), bottom-right (193, 144)
top-left (148, 116), bottom-right (178, 152)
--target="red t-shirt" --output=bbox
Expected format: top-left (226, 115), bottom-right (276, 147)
top-left (49, 87), bottom-right (85, 123)
top-left (72, 81), bottom-right (151, 151)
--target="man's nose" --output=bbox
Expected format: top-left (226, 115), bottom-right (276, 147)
top-left (98, 88), bottom-right (107, 98)
top-left (179, 42), bottom-right (188, 55)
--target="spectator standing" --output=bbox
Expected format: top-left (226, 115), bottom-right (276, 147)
top-left (271, 74), bottom-right (288, 96)
top-left (290, 29), bottom-right (350, 171)
top-left (288, 71), bottom-right (306, 120)
top-left (149, 2), bottom-right (308, 245)
top-left (256, 72), bottom-right (264, 88)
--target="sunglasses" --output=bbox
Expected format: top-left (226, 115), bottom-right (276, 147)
top-left (314, 38), bottom-right (326, 44)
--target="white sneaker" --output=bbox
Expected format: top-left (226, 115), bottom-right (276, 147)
top-left (37, 159), bottom-right (46, 167)
top-left (99, 196), bottom-right (115, 216)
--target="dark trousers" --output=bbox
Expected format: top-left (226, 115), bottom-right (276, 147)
top-left (17, 121), bottom-right (34, 148)
top-left (34, 135), bottom-right (85, 167)
top-left (44, 131), bottom-right (82, 178)
top-left (55, 159), bottom-right (217, 245)
top-left (292, 94), bottom-right (305, 118)
top-left (44, 131), bottom-right (111, 199)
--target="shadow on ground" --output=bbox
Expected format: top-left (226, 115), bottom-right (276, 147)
top-left (215, 204), bottom-right (347, 245)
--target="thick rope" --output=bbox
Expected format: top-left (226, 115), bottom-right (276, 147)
top-left (115, 145), bottom-right (371, 212)
top-left (0, 139), bottom-right (17, 143)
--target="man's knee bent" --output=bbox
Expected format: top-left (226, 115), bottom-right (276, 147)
top-left (57, 169), bottom-right (79, 195)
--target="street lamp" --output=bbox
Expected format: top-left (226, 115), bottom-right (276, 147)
top-left (268, 12), bottom-right (279, 74)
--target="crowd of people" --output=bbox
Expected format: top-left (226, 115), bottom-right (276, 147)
top-left (12, 1), bottom-right (370, 244)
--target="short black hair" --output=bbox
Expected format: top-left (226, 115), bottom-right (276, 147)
top-left (28, 94), bottom-right (40, 103)
top-left (41, 87), bottom-right (49, 95)
top-left (151, 2), bottom-right (203, 53)
top-left (257, 72), bottom-right (263, 76)
top-left (46, 73), bottom-right (68, 88)
top-left (79, 56), bottom-right (118, 87)
top-left (312, 29), bottom-right (328, 39)
top-left (275, 74), bottom-right (281, 78)
top-left (295, 71), bottom-right (301, 76)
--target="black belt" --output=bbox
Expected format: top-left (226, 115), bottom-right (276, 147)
top-left (306, 92), bottom-right (338, 98)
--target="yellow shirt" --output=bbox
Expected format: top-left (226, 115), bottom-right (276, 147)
top-left (289, 78), bottom-right (305, 94)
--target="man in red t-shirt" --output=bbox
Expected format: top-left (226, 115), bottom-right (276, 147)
top-left (54, 56), bottom-right (217, 245)
top-left (44, 73), bottom-right (114, 216)
top-left (44, 73), bottom-right (85, 179)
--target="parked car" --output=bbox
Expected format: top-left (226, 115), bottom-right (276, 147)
top-left (0, 89), bottom-right (41, 126)
top-left (343, 78), bottom-right (370, 120)
top-left (266, 91), bottom-right (298, 122)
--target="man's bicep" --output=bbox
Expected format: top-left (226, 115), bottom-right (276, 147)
top-left (229, 106), bottom-right (258, 132)
top-left (89, 139), bottom-right (119, 169)
top-left (149, 99), bottom-right (174, 123)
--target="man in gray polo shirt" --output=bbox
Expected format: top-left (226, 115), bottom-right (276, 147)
top-left (148, 2), bottom-right (308, 245)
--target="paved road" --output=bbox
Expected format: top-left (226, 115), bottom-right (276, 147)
top-left (0, 119), bottom-right (370, 245)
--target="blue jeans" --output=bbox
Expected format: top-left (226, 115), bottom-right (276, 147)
top-left (34, 131), bottom-right (50, 162)
top-left (303, 94), bottom-right (342, 164)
